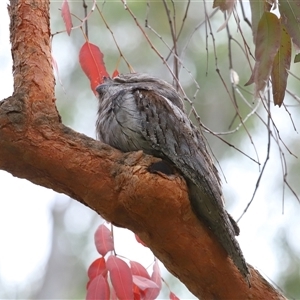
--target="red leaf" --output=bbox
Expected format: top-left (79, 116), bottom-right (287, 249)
top-left (169, 292), bottom-right (180, 300)
top-left (135, 234), bottom-right (147, 247)
top-left (94, 224), bottom-right (114, 256)
top-left (130, 261), bottom-right (150, 279)
top-left (133, 285), bottom-right (142, 300)
top-left (61, 0), bottom-right (72, 36)
top-left (144, 260), bottom-right (161, 299)
top-left (110, 286), bottom-right (118, 300)
top-left (87, 257), bottom-right (107, 288)
top-left (86, 274), bottom-right (110, 300)
top-left (151, 260), bottom-right (162, 289)
top-left (112, 69), bottom-right (119, 78)
top-left (133, 275), bottom-right (159, 291)
top-left (130, 263), bottom-right (158, 299)
top-left (79, 42), bottom-right (109, 94)
top-left (107, 255), bottom-right (134, 300)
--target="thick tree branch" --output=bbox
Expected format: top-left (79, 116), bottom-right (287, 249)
top-left (0, 0), bottom-right (286, 299)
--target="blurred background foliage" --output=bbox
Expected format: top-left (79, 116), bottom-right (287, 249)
top-left (0, 0), bottom-right (300, 299)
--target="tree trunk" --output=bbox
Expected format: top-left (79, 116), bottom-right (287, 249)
top-left (0, 1), bottom-right (286, 299)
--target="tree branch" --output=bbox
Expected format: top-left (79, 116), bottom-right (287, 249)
top-left (0, 0), bottom-right (286, 298)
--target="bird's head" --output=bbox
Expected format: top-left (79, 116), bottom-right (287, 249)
top-left (95, 73), bottom-right (185, 111)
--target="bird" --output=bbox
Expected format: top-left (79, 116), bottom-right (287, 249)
top-left (95, 73), bottom-right (250, 281)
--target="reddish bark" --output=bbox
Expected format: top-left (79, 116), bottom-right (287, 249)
top-left (0, 1), bottom-right (286, 299)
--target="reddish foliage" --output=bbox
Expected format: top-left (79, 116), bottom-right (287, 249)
top-left (86, 274), bottom-right (110, 300)
top-left (87, 257), bottom-right (107, 288)
top-left (169, 291), bottom-right (180, 300)
top-left (130, 261), bottom-right (160, 299)
top-left (151, 260), bottom-right (161, 288)
top-left (61, 0), bottom-right (72, 36)
top-left (110, 286), bottom-right (118, 300)
top-left (130, 261), bottom-right (151, 279)
top-left (133, 275), bottom-right (159, 290)
top-left (144, 260), bottom-right (161, 299)
top-left (135, 234), bottom-right (147, 247)
top-left (106, 255), bottom-right (134, 300)
top-left (87, 227), bottom-right (165, 299)
top-left (133, 284), bottom-right (143, 300)
top-left (112, 69), bottom-right (120, 78)
top-left (94, 224), bottom-right (114, 256)
top-left (79, 42), bottom-right (109, 94)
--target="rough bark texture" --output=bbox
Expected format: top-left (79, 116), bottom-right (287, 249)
top-left (0, 0), bottom-right (286, 299)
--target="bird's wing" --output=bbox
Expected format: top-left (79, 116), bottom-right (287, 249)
top-left (133, 88), bottom-right (224, 211)
top-left (132, 88), bottom-right (249, 279)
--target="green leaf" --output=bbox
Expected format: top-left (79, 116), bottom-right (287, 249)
top-left (249, 0), bottom-right (272, 43)
top-left (271, 26), bottom-right (292, 107)
top-left (294, 53), bottom-right (300, 63)
top-left (245, 12), bottom-right (281, 96)
top-left (279, 0), bottom-right (300, 50)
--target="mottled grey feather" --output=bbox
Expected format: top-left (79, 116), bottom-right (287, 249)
top-left (96, 73), bottom-right (249, 280)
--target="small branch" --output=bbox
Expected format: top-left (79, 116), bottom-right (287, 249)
top-left (82, 0), bottom-right (88, 37)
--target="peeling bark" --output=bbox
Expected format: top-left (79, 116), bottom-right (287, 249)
top-left (0, 0), bottom-right (286, 299)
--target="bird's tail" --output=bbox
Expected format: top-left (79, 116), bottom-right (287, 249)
top-left (186, 180), bottom-right (250, 283)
